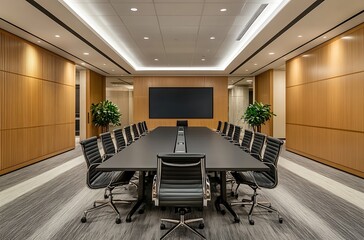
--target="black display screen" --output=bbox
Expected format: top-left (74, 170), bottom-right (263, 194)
top-left (149, 87), bottom-right (213, 118)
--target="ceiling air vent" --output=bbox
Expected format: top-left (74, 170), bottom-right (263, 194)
top-left (236, 4), bottom-right (268, 41)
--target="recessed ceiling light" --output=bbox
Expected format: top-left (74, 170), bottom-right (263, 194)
top-left (37, 40), bottom-right (41, 43)
top-left (269, 52), bottom-right (275, 55)
top-left (245, 69), bottom-right (249, 72)
top-left (341, 36), bottom-right (353, 40)
top-left (83, 52), bottom-right (89, 55)
top-left (298, 35), bottom-right (302, 38)
top-left (154, 58), bottom-right (159, 61)
top-left (143, 37), bottom-right (149, 40)
top-left (130, 8), bottom-right (138, 12)
top-left (246, 79), bottom-right (253, 83)
top-left (220, 8), bottom-right (227, 12)
top-left (81, 62), bottom-right (85, 65)
top-left (112, 69), bottom-right (115, 71)
top-left (254, 63), bottom-right (258, 66)
top-left (55, 35), bottom-right (60, 38)
top-left (323, 36), bottom-right (327, 39)
top-left (201, 58), bottom-right (206, 61)
top-left (210, 36), bottom-right (215, 40)
top-left (302, 54), bottom-right (310, 57)
top-left (103, 63), bottom-right (106, 66)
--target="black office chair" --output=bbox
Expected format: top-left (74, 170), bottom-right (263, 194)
top-left (240, 129), bottom-right (253, 151)
top-left (176, 120), bottom-right (188, 127)
top-left (250, 132), bottom-right (267, 160)
top-left (152, 153), bottom-right (211, 240)
top-left (80, 137), bottom-right (135, 224)
top-left (215, 121), bottom-right (222, 133)
top-left (100, 132), bottom-right (116, 160)
top-left (231, 137), bottom-right (284, 225)
top-left (138, 122), bottom-right (146, 136)
top-left (230, 125), bottom-right (241, 145)
top-left (113, 128), bottom-right (127, 152)
top-left (124, 125), bottom-right (133, 145)
top-left (224, 124), bottom-right (234, 140)
top-left (143, 121), bottom-right (149, 133)
top-left (220, 121), bottom-right (228, 136)
top-left (132, 124), bottom-right (140, 140)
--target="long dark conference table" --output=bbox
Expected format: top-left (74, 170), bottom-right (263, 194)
top-left (97, 126), bottom-right (269, 223)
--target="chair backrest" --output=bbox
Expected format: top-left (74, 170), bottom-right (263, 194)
top-left (241, 130), bottom-right (253, 150)
top-left (113, 128), bottom-right (126, 151)
top-left (100, 132), bottom-right (116, 155)
top-left (250, 132), bottom-right (267, 158)
top-left (124, 126), bottom-right (133, 145)
top-left (155, 153), bottom-right (207, 208)
top-left (79, 137), bottom-right (104, 189)
top-left (261, 137), bottom-right (284, 186)
top-left (216, 121), bottom-right (222, 132)
top-left (143, 121), bottom-right (149, 132)
top-left (232, 125), bottom-right (241, 142)
top-left (132, 124), bottom-right (140, 139)
top-left (221, 122), bottom-right (228, 135)
top-left (176, 120), bottom-right (188, 127)
top-left (138, 122), bottom-right (145, 135)
top-left (226, 124), bottom-right (234, 138)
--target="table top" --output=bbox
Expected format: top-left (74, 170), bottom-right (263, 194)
top-left (97, 127), bottom-right (269, 172)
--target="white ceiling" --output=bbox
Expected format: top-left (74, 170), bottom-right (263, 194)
top-left (0, 0), bottom-right (363, 79)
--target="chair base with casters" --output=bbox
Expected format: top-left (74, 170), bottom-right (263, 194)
top-left (81, 185), bottom-right (133, 224)
top-left (230, 170), bottom-right (283, 225)
top-left (160, 208), bottom-right (205, 240)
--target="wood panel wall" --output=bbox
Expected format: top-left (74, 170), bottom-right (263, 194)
top-left (0, 29), bottom-right (75, 175)
top-left (86, 69), bottom-right (105, 138)
top-left (133, 76), bottom-right (228, 130)
top-left (286, 23), bottom-right (364, 178)
top-left (255, 69), bottom-right (273, 136)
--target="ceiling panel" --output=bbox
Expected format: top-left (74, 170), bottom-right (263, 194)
top-left (111, 3), bottom-right (156, 16)
top-left (155, 3), bottom-right (204, 16)
top-left (158, 16), bottom-right (201, 26)
top-left (202, 2), bottom-right (246, 16)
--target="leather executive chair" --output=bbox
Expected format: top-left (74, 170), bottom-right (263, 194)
top-left (79, 136), bottom-right (135, 224)
top-left (152, 153), bottom-right (211, 240)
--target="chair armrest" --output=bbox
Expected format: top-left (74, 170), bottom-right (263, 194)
top-left (204, 176), bottom-right (211, 201)
top-left (102, 153), bottom-right (114, 162)
top-left (152, 175), bottom-right (159, 205)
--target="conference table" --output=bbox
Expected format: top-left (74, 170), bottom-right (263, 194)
top-left (97, 126), bottom-right (269, 223)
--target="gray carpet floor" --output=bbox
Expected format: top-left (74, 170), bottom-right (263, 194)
top-left (0, 143), bottom-right (363, 240)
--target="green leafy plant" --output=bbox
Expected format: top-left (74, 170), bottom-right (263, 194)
top-left (90, 100), bottom-right (121, 132)
top-left (242, 101), bottom-right (275, 132)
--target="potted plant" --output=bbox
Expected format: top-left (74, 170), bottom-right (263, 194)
top-left (242, 101), bottom-right (275, 132)
top-left (90, 100), bottom-right (121, 132)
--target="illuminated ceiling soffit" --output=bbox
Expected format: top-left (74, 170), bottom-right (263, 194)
top-left (60, 0), bottom-right (289, 72)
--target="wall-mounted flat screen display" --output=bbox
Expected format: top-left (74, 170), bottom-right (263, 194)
top-left (149, 87), bottom-right (213, 118)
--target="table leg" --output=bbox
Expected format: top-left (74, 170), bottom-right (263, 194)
top-left (214, 171), bottom-right (240, 223)
top-left (126, 171), bottom-right (145, 222)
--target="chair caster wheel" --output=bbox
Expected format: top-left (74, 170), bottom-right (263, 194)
top-left (230, 191), bottom-right (234, 197)
top-left (268, 210), bottom-right (273, 213)
top-left (249, 220), bottom-right (254, 225)
top-left (279, 218), bottom-right (283, 223)
top-left (199, 223), bottom-right (204, 229)
top-left (235, 194), bottom-right (238, 199)
top-left (81, 217), bottom-right (87, 223)
top-left (138, 209), bottom-right (144, 214)
top-left (161, 206), bottom-right (166, 211)
top-left (104, 194), bottom-right (108, 199)
top-left (93, 203), bottom-right (97, 207)
top-left (126, 217), bottom-right (131, 223)
top-left (115, 218), bottom-right (121, 224)
top-left (221, 209), bottom-right (226, 215)
top-left (234, 218), bottom-right (240, 223)
top-left (160, 223), bottom-right (166, 230)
